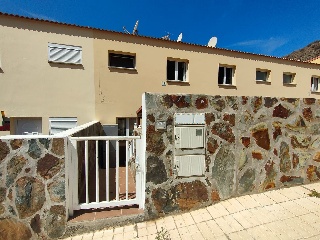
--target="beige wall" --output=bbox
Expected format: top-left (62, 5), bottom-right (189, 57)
top-left (0, 15), bottom-right (96, 134)
top-left (2, 14), bottom-right (320, 130)
top-left (93, 31), bottom-right (320, 125)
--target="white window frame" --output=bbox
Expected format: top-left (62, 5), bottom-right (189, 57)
top-left (256, 69), bottom-right (270, 82)
top-left (48, 43), bottom-right (82, 65)
top-left (218, 65), bottom-right (235, 85)
top-left (283, 72), bottom-right (295, 85)
top-left (311, 76), bottom-right (320, 92)
top-left (167, 59), bottom-right (188, 82)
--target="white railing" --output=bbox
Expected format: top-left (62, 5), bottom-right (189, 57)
top-left (66, 136), bottom-right (143, 216)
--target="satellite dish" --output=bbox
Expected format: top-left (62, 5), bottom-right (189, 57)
top-left (132, 20), bottom-right (139, 35)
top-left (177, 33), bottom-right (182, 42)
top-left (208, 36), bottom-right (218, 47)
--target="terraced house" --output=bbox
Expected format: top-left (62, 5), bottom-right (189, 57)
top-left (2, 11), bottom-right (320, 240)
top-left (0, 12), bottom-right (320, 136)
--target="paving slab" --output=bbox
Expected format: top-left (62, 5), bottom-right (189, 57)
top-left (64, 184), bottom-right (320, 240)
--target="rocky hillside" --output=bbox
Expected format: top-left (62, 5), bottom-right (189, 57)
top-left (284, 40), bottom-right (320, 61)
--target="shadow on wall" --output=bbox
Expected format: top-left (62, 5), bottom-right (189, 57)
top-left (49, 62), bottom-right (85, 70)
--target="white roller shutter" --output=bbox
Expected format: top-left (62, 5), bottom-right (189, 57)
top-left (49, 117), bottom-right (77, 135)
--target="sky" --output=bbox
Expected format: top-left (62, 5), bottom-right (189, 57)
top-left (1, 0), bottom-right (320, 57)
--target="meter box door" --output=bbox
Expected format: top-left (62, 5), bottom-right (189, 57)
top-left (174, 126), bottom-right (205, 149)
top-left (175, 155), bottom-right (205, 176)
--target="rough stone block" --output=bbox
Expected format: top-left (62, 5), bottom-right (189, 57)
top-left (15, 176), bottom-right (45, 219)
top-left (151, 180), bottom-right (208, 214)
top-left (0, 218), bottom-right (32, 240)
top-left (45, 205), bottom-right (66, 238)
top-left (37, 153), bottom-right (62, 179)
top-left (0, 140), bottom-right (9, 162)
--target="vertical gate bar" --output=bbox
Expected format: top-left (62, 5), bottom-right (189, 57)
top-left (73, 139), bottom-right (79, 207)
top-left (66, 138), bottom-right (73, 216)
top-left (106, 140), bottom-right (109, 202)
top-left (126, 140), bottom-right (129, 200)
top-left (85, 140), bottom-right (89, 204)
top-left (116, 140), bottom-right (119, 201)
top-left (135, 139), bottom-right (141, 204)
top-left (95, 140), bottom-right (99, 203)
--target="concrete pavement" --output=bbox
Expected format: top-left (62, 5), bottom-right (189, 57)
top-left (63, 182), bottom-right (320, 240)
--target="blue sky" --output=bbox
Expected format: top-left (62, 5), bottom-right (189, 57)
top-left (1, 0), bottom-right (320, 57)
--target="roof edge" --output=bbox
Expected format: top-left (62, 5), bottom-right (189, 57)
top-left (1, 11), bottom-right (319, 66)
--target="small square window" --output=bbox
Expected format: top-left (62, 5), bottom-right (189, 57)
top-left (283, 73), bottom-right (295, 84)
top-left (256, 69), bottom-right (270, 82)
top-left (218, 65), bottom-right (235, 85)
top-left (109, 52), bottom-right (135, 69)
top-left (167, 59), bottom-right (188, 81)
top-left (311, 76), bottom-right (320, 92)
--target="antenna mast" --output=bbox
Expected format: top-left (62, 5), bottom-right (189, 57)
top-left (132, 20), bottom-right (139, 35)
top-left (123, 20), bottom-right (139, 35)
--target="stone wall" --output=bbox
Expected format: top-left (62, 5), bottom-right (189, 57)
top-left (0, 137), bottom-right (66, 239)
top-left (144, 93), bottom-right (320, 218)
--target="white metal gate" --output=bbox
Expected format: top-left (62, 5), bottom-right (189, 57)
top-left (66, 136), bottom-right (144, 216)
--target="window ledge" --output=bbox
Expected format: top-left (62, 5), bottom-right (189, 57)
top-left (218, 84), bottom-right (237, 89)
top-left (283, 83), bottom-right (297, 86)
top-left (48, 60), bottom-right (83, 66)
top-left (108, 66), bottom-right (137, 71)
top-left (167, 80), bottom-right (190, 85)
top-left (256, 80), bottom-right (271, 85)
top-left (311, 90), bottom-right (320, 94)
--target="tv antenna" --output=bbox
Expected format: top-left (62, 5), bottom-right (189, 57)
top-left (123, 20), bottom-right (139, 35)
top-left (207, 36), bottom-right (218, 47)
top-left (161, 32), bottom-right (171, 40)
top-left (177, 33), bottom-right (183, 42)
top-left (132, 20), bottom-right (139, 35)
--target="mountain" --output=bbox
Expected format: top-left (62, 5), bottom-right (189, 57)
top-left (284, 40), bottom-right (320, 62)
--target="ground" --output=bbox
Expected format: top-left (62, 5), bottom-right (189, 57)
top-left (63, 182), bottom-right (320, 240)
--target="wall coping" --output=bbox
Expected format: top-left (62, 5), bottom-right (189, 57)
top-left (0, 121), bottom-right (99, 140)
top-left (55, 120), bottom-right (99, 137)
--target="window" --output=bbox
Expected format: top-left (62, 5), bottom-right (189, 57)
top-left (167, 60), bottom-right (187, 81)
top-left (13, 118), bottom-right (42, 135)
top-left (283, 73), bottom-right (295, 84)
top-left (117, 118), bottom-right (136, 136)
top-left (256, 69), bottom-right (270, 82)
top-left (218, 65), bottom-right (235, 85)
top-left (48, 43), bottom-right (82, 64)
top-left (109, 52), bottom-right (135, 69)
top-left (311, 76), bottom-right (320, 92)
